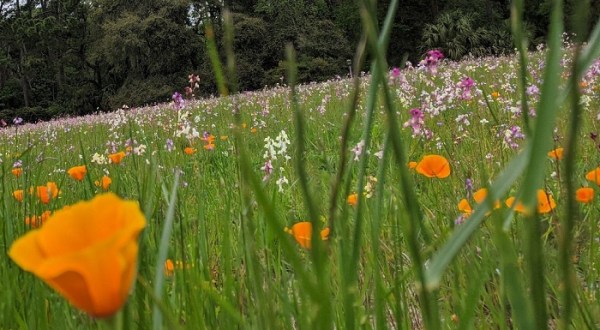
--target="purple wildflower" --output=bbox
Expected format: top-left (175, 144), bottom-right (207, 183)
top-left (501, 125), bottom-right (525, 149)
top-left (420, 49), bottom-right (444, 74)
top-left (455, 214), bottom-right (466, 226)
top-left (351, 140), bottom-right (366, 161)
top-left (458, 77), bottom-right (475, 100)
top-left (465, 178), bottom-right (473, 199)
top-left (526, 85), bottom-right (539, 96)
top-left (165, 139), bottom-right (174, 152)
top-left (403, 108), bottom-right (426, 137)
top-left (261, 160), bottom-right (273, 181)
top-left (172, 92), bottom-right (184, 111)
top-left (13, 117), bottom-right (23, 125)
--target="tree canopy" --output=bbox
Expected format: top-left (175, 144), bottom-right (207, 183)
top-left (0, 0), bottom-right (597, 121)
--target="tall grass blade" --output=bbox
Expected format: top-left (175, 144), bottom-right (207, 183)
top-left (152, 173), bottom-right (180, 330)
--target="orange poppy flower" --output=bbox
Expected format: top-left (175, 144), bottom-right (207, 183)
top-left (284, 222), bottom-right (330, 249)
top-left (585, 168), bottom-right (600, 185)
top-left (547, 147), bottom-right (563, 160)
top-left (37, 182), bottom-right (59, 204)
top-left (13, 190), bottom-right (24, 202)
top-left (537, 190), bottom-right (556, 214)
top-left (408, 161), bottom-right (418, 169)
top-left (250, 127), bottom-right (257, 133)
top-left (164, 259), bottom-right (175, 277)
top-left (576, 187), bottom-right (594, 203)
top-left (67, 165), bottom-right (87, 181)
top-left (491, 91), bottom-right (500, 99)
top-left (415, 155), bottom-right (451, 178)
top-left (12, 168), bottom-right (23, 178)
top-left (8, 193), bottom-right (146, 318)
top-left (184, 147), bottom-right (196, 155)
top-left (347, 193), bottom-right (358, 207)
top-left (505, 190), bottom-right (556, 215)
top-left (473, 188), bottom-right (501, 209)
top-left (108, 151), bottom-right (126, 165)
top-left (203, 143), bottom-right (215, 151)
top-left (25, 211), bottom-right (52, 228)
top-left (458, 199), bottom-right (472, 215)
top-left (505, 196), bottom-right (528, 214)
top-left (202, 134), bottom-right (216, 144)
top-left (95, 176), bottom-right (112, 191)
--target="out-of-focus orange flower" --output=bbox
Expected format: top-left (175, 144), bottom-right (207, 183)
top-left (163, 259), bottom-right (187, 277)
top-left (250, 127), bottom-right (257, 133)
top-left (505, 190), bottom-right (556, 214)
top-left (184, 147), bottom-right (196, 155)
top-left (458, 188), bottom-right (500, 216)
top-left (108, 151), bottom-right (126, 165)
top-left (13, 190), bottom-right (24, 202)
top-left (491, 91), bottom-right (500, 99)
top-left (547, 147), bottom-right (563, 160)
top-left (95, 176), bottom-right (112, 191)
top-left (473, 188), bottom-right (501, 209)
top-left (164, 259), bottom-right (175, 277)
top-left (458, 199), bottom-right (472, 215)
top-left (576, 187), bottom-right (594, 203)
top-left (8, 193), bottom-right (146, 318)
top-left (347, 193), bottom-right (358, 207)
top-left (67, 165), bottom-right (87, 181)
top-left (284, 222), bottom-right (330, 249)
top-left (202, 134), bottom-right (216, 144)
top-left (537, 190), bottom-right (556, 214)
top-left (580, 81), bottom-right (589, 88)
top-left (37, 182), bottom-right (59, 204)
top-left (408, 161), bottom-right (418, 169)
top-left (415, 155), bottom-right (451, 178)
top-left (505, 196), bottom-right (528, 214)
top-left (25, 211), bottom-right (52, 228)
top-left (12, 168), bottom-right (23, 178)
top-left (585, 168), bottom-right (600, 185)
top-left (203, 143), bottom-right (215, 151)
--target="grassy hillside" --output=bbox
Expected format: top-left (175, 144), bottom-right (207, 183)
top-left (1, 32), bottom-right (600, 329)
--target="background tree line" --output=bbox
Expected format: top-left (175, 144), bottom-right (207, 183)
top-left (0, 0), bottom-right (597, 121)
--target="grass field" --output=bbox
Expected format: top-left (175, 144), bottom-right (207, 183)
top-left (2, 2), bottom-right (600, 329)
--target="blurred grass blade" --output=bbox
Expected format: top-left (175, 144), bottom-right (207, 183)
top-left (518, 0), bottom-right (563, 327)
top-left (205, 23), bottom-right (228, 96)
top-left (511, 0), bottom-right (531, 134)
top-left (491, 217), bottom-right (535, 329)
top-left (152, 173), bottom-right (180, 330)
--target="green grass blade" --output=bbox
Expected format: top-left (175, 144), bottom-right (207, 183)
top-left (152, 173), bottom-right (180, 330)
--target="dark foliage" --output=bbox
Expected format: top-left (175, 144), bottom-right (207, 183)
top-left (0, 0), bottom-right (597, 122)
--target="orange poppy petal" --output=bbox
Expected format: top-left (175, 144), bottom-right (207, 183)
top-left (8, 193), bottom-right (146, 318)
top-left (505, 196), bottom-right (529, 214)
top-left (458, 199), bottom-right (472, 214)
top-left (576, 187), bottom-right (594, 203)
top-left (415, 155), bottom-right (451, 178)
top-left (537, 189), bottom-right (556, 214)
top-left (547, 148), bottom-right (563, 160)
top-left (586, 168), bottom-right (600, 186)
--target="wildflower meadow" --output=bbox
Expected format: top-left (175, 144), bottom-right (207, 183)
top-left (2, 1), bottom-right (600, 329)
